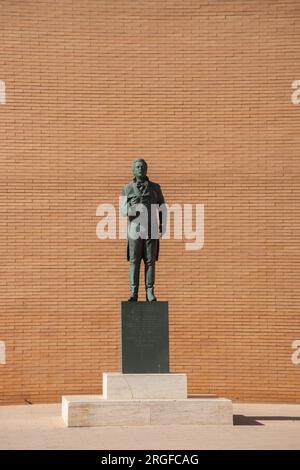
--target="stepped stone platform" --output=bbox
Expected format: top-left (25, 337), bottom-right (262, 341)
top-left (62, 373), bottom-right (233, 427)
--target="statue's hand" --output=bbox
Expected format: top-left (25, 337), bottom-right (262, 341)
top-left (130, 196), bottom-right (141, 205)
top-left (159, 226), bottom-right (167, 237)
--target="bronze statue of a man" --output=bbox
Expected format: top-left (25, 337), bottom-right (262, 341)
top-left (121, 159), bottom-right (166, 302)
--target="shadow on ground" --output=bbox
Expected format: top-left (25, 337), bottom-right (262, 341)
top-left (234, 415), bottom-right (300, 426)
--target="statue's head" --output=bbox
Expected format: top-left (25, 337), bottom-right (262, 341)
top-left (132, 158), bottom-right (148, 179)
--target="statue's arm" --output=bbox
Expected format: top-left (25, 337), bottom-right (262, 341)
top-left (121, 186), bottom-right (138, 217)
top-left (157, 186), bottom-right (167, 235)
top-left (120, 187), bottom-right (129, 217)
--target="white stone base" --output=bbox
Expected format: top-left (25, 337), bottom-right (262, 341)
top-left (61, 373), bottom-right (233, 426)
top-left (103, 373), bottom-right (187, 400)
top-left (62, 395), bottom-right (233, 427)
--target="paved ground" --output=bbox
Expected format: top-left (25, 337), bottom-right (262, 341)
top-left (0, 403), bottom-right (299, 449)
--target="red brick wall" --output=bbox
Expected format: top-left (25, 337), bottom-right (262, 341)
top-left (0, 0), bottom-right (299, 404)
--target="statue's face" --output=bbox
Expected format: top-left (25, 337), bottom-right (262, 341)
top-left (133, 160), bottom-right (147, 179)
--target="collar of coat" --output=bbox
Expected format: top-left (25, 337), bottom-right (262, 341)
top-left (133, 176), bottom-right (149, 183)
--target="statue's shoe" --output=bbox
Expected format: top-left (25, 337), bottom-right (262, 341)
top-left (128, 294), bottom-right (138, 301)
top-left (146, 288), bottom-right (157, 302)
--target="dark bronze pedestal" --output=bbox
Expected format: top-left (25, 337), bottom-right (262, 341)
top-left (120, 301), bottom-right (169, 373)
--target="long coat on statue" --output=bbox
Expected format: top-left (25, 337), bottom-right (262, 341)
top-left (121, 176), bottom-right (166, 261)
